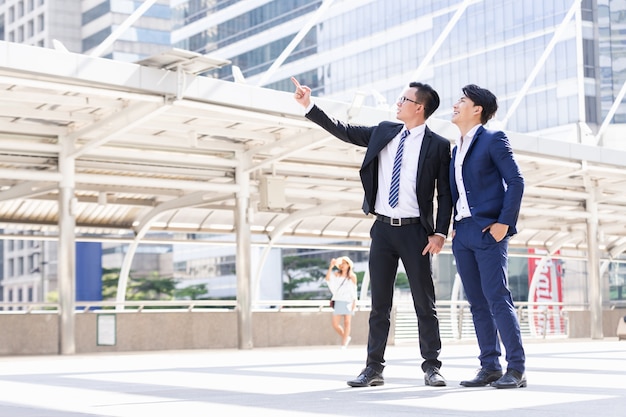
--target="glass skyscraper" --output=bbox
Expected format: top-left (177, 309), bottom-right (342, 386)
top-left (172, 0), bottom-right (625, 146)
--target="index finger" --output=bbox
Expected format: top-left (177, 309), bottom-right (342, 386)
top-left (291, 77), bottom-right (302, 89)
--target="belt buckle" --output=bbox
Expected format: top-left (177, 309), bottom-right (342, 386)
top-left (391, 217), bottom-right (402, 226)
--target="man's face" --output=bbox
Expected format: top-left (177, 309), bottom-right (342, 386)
top-left (452, 94), bottom-right (480, 126)
top-left (395, 87), bottom-right (422, 122)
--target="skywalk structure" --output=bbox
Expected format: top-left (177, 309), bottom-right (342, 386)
top-left (0, 39), bottom-right (625, 353)
top-left (0, 0), bottom-right (625, 353)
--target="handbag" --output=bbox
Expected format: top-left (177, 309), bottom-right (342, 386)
top-left (329, 277), bottom-right (348, 309)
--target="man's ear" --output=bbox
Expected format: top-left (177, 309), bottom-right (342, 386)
top-left (473, 105), bottom-right (483, 117)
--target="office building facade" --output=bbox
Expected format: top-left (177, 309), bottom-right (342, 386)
top-left (172, 0), bottom-right (625, 146)
top-left (0, 0), bottom-right (171, 59)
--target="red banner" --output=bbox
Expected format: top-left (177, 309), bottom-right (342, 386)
top-left (528, 249), bottom-right (565, 335)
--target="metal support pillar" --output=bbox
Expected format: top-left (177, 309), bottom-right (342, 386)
top-left (585, 178), bottom-right (602, 339)
top-left (58, 138), bottom-right (77, 354)
top-left (235, 166), bottom-right (253, 349)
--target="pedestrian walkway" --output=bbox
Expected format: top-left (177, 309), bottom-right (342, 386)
top-left (0, 338), bottom-right (624, 417)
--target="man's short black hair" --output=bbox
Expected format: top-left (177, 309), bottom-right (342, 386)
top-left (409, 81), bottom-right (440, 119)
top-left (462, 84), bottom-right (498, 124)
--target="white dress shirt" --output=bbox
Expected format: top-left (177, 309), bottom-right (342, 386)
top-left (375, 125), bottom-right (424, 218)
top-left (454, 124), bottom-right (482, 221)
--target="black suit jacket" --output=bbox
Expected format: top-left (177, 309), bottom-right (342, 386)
top-left (306, 104), bottom-right (453, 236)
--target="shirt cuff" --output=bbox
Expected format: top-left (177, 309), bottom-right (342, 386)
top-left (304, 102), bottom-right (315, 114)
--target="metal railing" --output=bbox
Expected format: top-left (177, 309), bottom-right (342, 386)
top-left (0, 299), bottom-right (582, 341)
top-left (395, 300), bottom-right (584, 341)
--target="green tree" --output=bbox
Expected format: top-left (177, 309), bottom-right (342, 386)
top-left (101, 268), bottom-right (179, 301)
top-left (175, 283), bottom-right (209, 300)
top-left (395, 272), bottom-right (410, 289)
top-left (127, 271), bottom-right (177, 300)
top-left (282, 256), bottom-right (327, 299)
top-left (101, 267), bottom-right (121, 300)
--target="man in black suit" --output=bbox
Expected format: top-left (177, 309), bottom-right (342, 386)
top-left (292, 77), bottom-right (452, 387)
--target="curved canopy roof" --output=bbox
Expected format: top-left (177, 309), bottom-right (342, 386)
top-left (0, 42), bottom-right (626, 258)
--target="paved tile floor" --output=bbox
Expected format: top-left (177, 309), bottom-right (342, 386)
top-left (0, 338), bottom-right (624, 417)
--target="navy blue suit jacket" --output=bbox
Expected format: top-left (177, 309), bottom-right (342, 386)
top-left (450, 126), bottom-right (524, 235)
top-left (306, 104), bottom-right (453, 237)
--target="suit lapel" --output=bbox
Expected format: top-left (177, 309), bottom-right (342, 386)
top-left (464, 125), bottom-right (485, 157)
top-left (417, 126), bottom-right (433, 174)
top-left (414, 126), bottom-right (436, 188)
top-left (362, 125), bottom-right (402, 167)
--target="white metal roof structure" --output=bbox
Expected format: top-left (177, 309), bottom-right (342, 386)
top-left (1, 42), bottom-right (626, 352)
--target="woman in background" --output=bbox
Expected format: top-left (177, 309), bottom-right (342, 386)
top-left (326, 256), bottom-right (358, 348)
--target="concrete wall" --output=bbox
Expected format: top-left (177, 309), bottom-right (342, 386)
top-left (0, 310), bottom-right (373, 355)
top-left (0, 314), bottom-right (58, 355)
top-left (5, 307), bottom-right (623, 356)
top-left (566, 309), bottom-right (626, 338)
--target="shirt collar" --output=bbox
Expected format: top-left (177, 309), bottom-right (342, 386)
top-left (464, 124), bottom-right (482, 142)
top-left (405, 123), bottom-right (426, 137)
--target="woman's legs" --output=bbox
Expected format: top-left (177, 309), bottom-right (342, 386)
top-left (342, 314), bottom-right (352, 346)
top-left (332, 315), bottom-right (345, 338)
top-left (332, 314), bottom-right (353, 345)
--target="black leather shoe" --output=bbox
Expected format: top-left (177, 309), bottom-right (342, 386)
top-left (491, 369), bottom-right (527, 389)
top-left (424, 367), bottom-right (447, 386)
top-left (347, 367), bottom-right (384, 387)
top-left (460, 368), bottom-right (503, 387)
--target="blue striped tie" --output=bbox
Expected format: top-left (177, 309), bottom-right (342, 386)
top-left (389, 129), bottom-right (409, 208)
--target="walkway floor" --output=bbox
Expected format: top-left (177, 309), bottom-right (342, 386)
top-left (0, 338), bottom-right (624, 417)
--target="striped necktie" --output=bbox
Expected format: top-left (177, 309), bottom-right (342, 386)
top-left (389, 129), bottom-right (410, 208)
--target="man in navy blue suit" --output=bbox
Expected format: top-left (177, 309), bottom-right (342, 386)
top-left (450, 84), bottom-right (526, 389)
top-left (292, 77), bottom-right (452, 388)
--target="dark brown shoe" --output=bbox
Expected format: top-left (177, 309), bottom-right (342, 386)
top-left (460, 369), bottom-right (503, 387)
top-left (347, 367), bottom-right (384, 387)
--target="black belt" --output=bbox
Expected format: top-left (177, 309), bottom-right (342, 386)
top-left (376, 214), bottom-right (420, 226)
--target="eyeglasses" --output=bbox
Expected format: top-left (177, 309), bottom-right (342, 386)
top-left (397, 96), bottom-right (420, 105)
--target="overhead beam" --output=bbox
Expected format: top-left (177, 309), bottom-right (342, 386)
top-left (89, 0), bottom-right (158, 58)
top-left (595, 79), bottom-right (626, 145)
top-left (501, 0), bottom-right (581, 128)
top-left (68, 101), bottom-right (172, 159)
top-left (256, 0), bottom-right (336, 87)
top-left (0, 182), bottom-right (57, 202)
top-left (411, 0), bottom-right (479, 81)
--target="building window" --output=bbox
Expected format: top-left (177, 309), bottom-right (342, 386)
top-left (17, 257), bottom-right (24, 275)
top-left (28, 254), bottom-right (35, 272)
